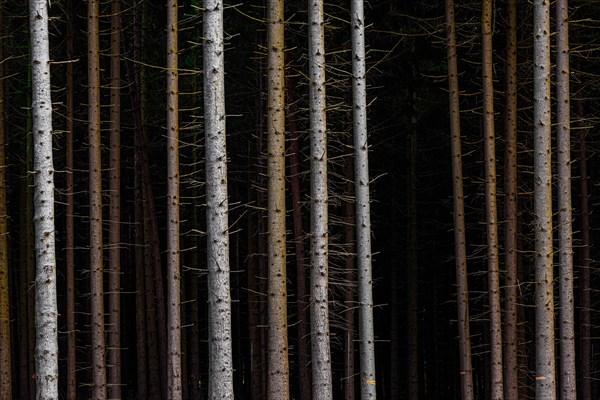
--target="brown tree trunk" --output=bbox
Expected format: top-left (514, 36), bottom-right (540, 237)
top-left (108, 0), bottom-right (122, 398)
top-left (503, 0), bottom-right (519, 397)
top-left (445, 0), bottom-right (474, 398)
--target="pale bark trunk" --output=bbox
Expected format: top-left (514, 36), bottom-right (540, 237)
top-left (30, 0), bottom-right (58, 398)
top-left (266, 0), bottom-right (289, 398)
top-left (203, 0), bottom-right (234, 397)
top-left (308, 0), bottom-right (333, 398)
top-left (167, 0), bottom-right (182, 398)
top-left (108, 0), bottom-right (122, 398)
top-left (0, 1), bottom-right (11, 395)
top-left (88, 0), bottom-right (107, 397)
top-left (445, 0), bottom-right (474, 398)
top-left (533, 0), bottom-right (556, 397)
top-left (502, 0), bottom-right (519, 397)
top-left (556, 0), bottom-right (575, 397)
top-left (351, 1), bottom-right (376, 398)
top-left (481, 1), bottom-right (504, 397)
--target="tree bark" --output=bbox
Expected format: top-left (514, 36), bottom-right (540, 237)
top-left (445, 0), bottom-right (474, 398)
top-left (351, 1), bottom-right (377, 397)
top-left (30, 0), bottom-right (59, 398)
top-left (266, 0), bottom-right (290, 398)
top-left (203, 0), bottom-right (234, 397)
top-left (533, 0), bottom-right (556, 397)
top-left (556, 0), bottom-right (576, 397)
top-left (481, 1), bottom-right (504, 397)
top-left (308, 0), bottom-right (333, 398)
top-left (108, 0), bottom-right (122, 398)
top-left (167, 0), bottom-right (182, 398)
top-left (502, 0), bottom-right (519, 397)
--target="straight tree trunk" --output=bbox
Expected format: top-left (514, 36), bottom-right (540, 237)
top-left (166, 0), bottom-right (182, 397)
top-left (481, 1), bottom-right (504, 398)
top-left (266, 0), bottom-right (289, 398)
top-left (445, 0), bottom-right (474, 398)
top-left (344, 160), bottom-right (356, 400)
top-left (203, 0), bottom-right (234, 397)
top-left (108, 0), bottom-right (122, 398)
top-left (88, 0), bottom-right (107, 397)
top-left (0, 1), bottom-right (11, 396)
top-left (65, 0), bottom-right (77, 398)
top-left (556, 0), bottom-right (576, 397)
top-left (407, 128), bottom-right (418, 400)
top-left (308, 0), bottom-right (333, 398)
top-left (30, 0), bottom-right (59, 398)
top-left (287, 81), bottom-right (312, 400)
top-left (533, 0), bottom-right (556, 397)
top-left (502, 0), bottom-right (519, 397)
top-left (350, 1), bottom-right (376, 397)
top-left (578, 102), bottom-right (591, 400)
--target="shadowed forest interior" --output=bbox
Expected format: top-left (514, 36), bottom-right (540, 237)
top-left (1, 0), bottom-right (600, 399)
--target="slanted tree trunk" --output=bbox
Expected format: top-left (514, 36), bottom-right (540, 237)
top-left (308, 0), bottom-right (333, 398)
top-left (65, 0), bottom-right (77, 398)
top-left (88, 0), bottom-right (107, 397)
top-left (503, 0), bottom-right (519, 397)
top-left (203, 0), bottom-right (234, 397)
top-left (445, 0), bottom-right (474, 398)
top-left (0, 1), bottom-right (11, 396)
top-left (266, 0), bottom-right (289, 398)
top-left (166, 0), bottom-right (182, 397)
top-left (108, 0), bottom-right (122, 398)
top-left (30, 0), bottom-right (59, 398)
top-left (350, 1), bottom-right (376, 397)
top-left (481, 1), bottom-right (504, 397)
top-left (533, 0), bottom-right (556, 397)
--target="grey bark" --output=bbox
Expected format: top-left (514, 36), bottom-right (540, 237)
top-left (308, 0), bottom-right (333, 398)
top-left (30, 0), bottom-right (58, 398)
top-left (533, 0), bottom-right (556, 397)
top-left (351, 1), bottom-right (376, 398)
top-left (203, 0), bottom-right (234, 398)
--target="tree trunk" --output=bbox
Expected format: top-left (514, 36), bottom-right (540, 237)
top-left (287, 80), bottom-right (312, 400)
top-left (166, 0), bottom-right (182, 398)
top-left (65, 0), bottom-right (77, 397)
top-left (266, 0), bottom-right (290, 398)
top-left (30, 0), bottom-right (59, 398)
top-left (308, 0), bottom-right (333, 398)
top-left (407, 128), bottom-right (418, 400)
top-left (203, 0), bottom-right (234, 397)
top-left (445, 0), bottom-right (474, 398)
top-left (0, 1), bottom-right (11, 395)
top-left (351, 1), bottom-right (376, 397)
top-left (502, 0), bottom-right (519, 397)
top-left (88, 0), bottom-right (107, 397)
top-left (556, 0), bottom-right (576, 397)
top-left (481, 1), bottom-right (504, 397)
top-left (108, 0), bottom-right (122, 398)
top-left (533, 0), bottom-right (556, 397)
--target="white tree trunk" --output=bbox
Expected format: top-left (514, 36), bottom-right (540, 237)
top-left (308, 1), bottom-right (333, 399)
top-left (203, 0), bottom-right (234, 398)
top-left (30, 1), bottom-right (58, 399)
top-left (533, 0), bottom-right (556, 397)
top-left (350, 1), bottom-right (376, 399)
